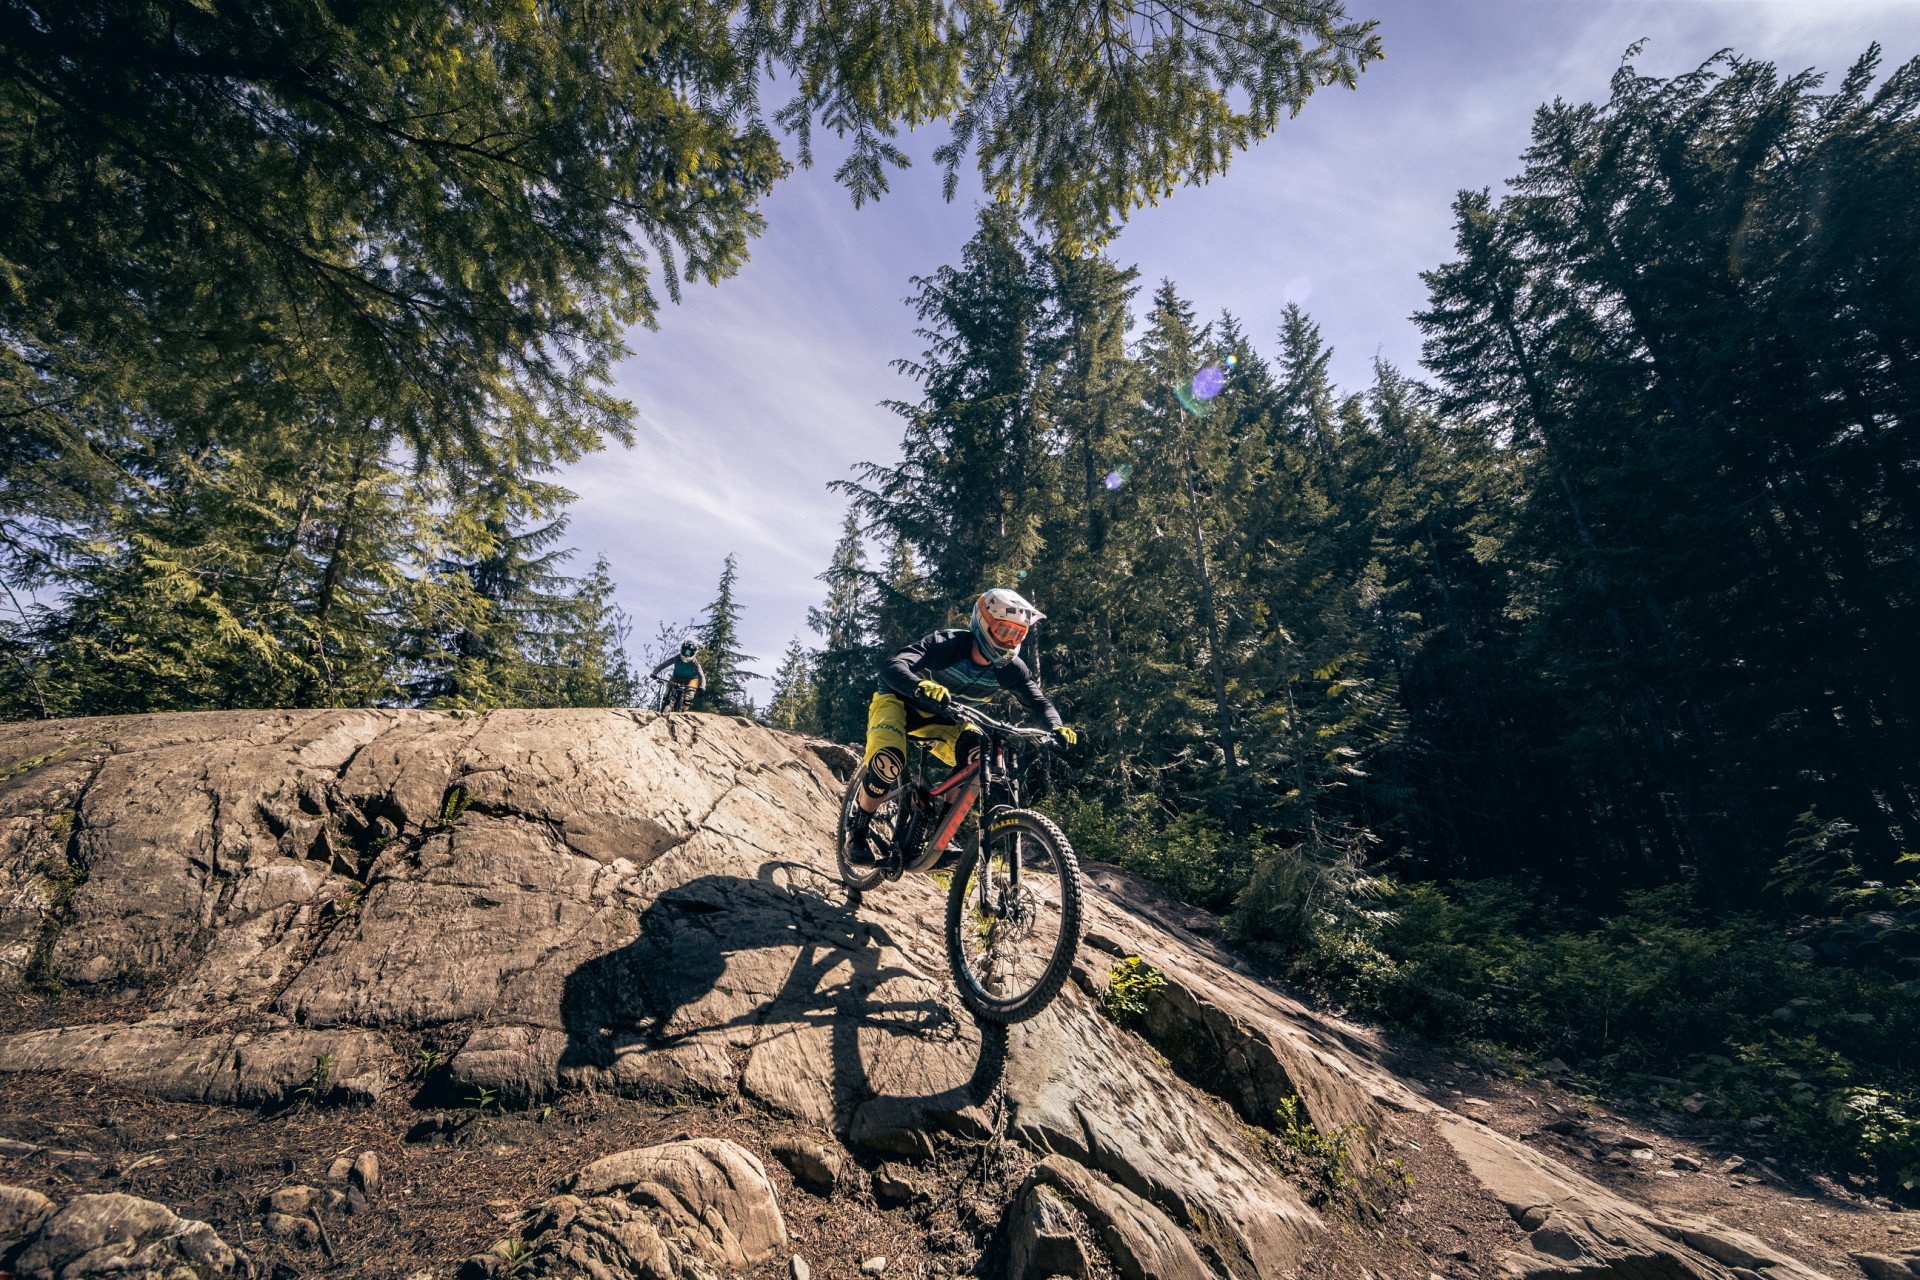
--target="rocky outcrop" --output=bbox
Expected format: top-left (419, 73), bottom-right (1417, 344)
top-left (0, 1187), bottom-right (236, 1279)
top-left (1854, 1249), bottom-right (1920, 1280)
top-left (1015, 1155), bottom-right (1214, 1280)
top-left (0, 710), bottom-right (1856, 1280)
top-left (477, 1138), bottom-right (787, 1280)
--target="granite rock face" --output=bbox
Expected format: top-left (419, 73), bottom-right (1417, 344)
top-left (0, 710), bottom-right (1845, 1280)
top-left (0, 1188), bottom-right (236, 1279)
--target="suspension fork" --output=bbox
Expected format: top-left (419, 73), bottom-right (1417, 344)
top-left (970, 738), bottom-right (1022, 911)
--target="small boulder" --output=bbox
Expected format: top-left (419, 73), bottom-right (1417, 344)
top-left (326, 1155), bottom-right (355, 1183)
top-left (262, 1212), bottom-right (324, 1248)
top-left (542, 1138), bottom-right (787, 1277)
top-left (1589, 1129), bottom-right (1651, 1150)
top-left (1852, 1251), bottom-right (1920, 1280)
top-left (791, 1257), bottom-right (812, 1280)
top-left (262, 1185), bottom-right (342, 1216)
top-left (771, 1138), bottom-right (843, 1197)
top-left (11, 1192), bottom-right (236, 1278)
top-left (1024, 1156), bottom-right (1212, 1280)
top-left (846, 1098), bottom-right (937, 1162)
top-left (348, 1150), bottom-right (380, 1213)
top-left (871, 1164), bottom-right (924, 1208)
top-left (0, 1185), bottom-right (57, 1245)
top-left (1671, 1154), bottom-right (1702, 1172)
top-left (861, 1259), bottom-right (887, 1275)
top-left (1007, 1181), bottom-right (1091, 1280)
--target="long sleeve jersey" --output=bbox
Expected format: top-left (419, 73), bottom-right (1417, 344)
top-left (877, 629), bottom-right (1062, 730)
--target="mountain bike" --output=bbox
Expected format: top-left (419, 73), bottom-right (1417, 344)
top-left (835, 703), bottom-right (1082, 1024)
top-left (654, 678), bottom-right (697, 713)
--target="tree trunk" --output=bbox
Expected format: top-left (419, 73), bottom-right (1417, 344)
top-left (1177, 439), bottom-right (1238, 782)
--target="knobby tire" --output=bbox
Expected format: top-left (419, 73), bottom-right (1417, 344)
top-left (944, 808), bottom-right (1082, 1024)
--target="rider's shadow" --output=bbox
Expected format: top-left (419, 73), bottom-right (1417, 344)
top-left (559, 862), bottom-right (1003, 1129)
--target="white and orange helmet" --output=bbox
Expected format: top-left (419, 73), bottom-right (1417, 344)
top-left (970, 588), bottom-right (1044, 666)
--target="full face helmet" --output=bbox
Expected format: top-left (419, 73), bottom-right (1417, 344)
top-left (680, 639), bottom-right (698, 659)
top-left (969, 588), bottom-right (1044, 666)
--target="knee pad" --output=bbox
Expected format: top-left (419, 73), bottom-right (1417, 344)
top-left (863, 747), bottom-right (904, 800)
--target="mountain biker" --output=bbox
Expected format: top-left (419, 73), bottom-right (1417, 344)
top-left (649, 639), bottom-right (706, 711)
top-left (847, 588), bottom-right (1077, 864)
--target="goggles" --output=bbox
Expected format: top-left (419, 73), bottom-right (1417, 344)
top-left (984, 615), bottom-right (1030, 648)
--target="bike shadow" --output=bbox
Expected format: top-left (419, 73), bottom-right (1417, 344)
top-left (558, 859), bottom-right (1005, 1132)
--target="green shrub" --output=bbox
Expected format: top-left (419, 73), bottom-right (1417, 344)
top-left (1101, 956), bottom-right (1167, 1027)
top-left (439, 783), bottom-right (471, 826)
top-left (1827, 1089), bottom-right (1920, 1191)
top-left (1273, 1095), bottom-right (1363, 1199)
top-left (1055, 793), bottom-right (1920, 1195)
top-left (1284, 873), bottom-right (1920, 1194)
top-left (294, 1053), bottom-right (336, 1108)
top-left (1051, 795), bottom-right (1251, 913)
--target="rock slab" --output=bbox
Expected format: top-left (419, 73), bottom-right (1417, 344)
top-left (514, 1138), bottom-right (786, 1279)
top-left (2, 1188), bottom-right (236, 1279)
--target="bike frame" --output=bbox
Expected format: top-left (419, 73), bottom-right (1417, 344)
top-left (871, 718), bottom-right (1030, 884)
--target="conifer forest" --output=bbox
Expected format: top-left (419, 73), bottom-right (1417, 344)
top-left (3, 3), bottom-right (1917, 1195)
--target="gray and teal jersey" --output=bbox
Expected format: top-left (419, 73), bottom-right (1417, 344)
top-left (650, 654), bottom-right (706, 685)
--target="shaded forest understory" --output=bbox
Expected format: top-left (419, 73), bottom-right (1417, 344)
top-left (2, 1), bottom-right (1914, 1203)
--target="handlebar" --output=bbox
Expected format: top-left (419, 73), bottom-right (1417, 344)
top-left (943, 701), bottom-right (1058, 745)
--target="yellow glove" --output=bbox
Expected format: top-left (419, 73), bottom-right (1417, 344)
top-left (1053, 725), bottom-right (1078, 747)
top-left (916, 679), bottom-right (951, 705)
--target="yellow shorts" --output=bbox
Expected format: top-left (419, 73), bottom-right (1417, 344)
top-left (862, 692), bottom-right (974, 769)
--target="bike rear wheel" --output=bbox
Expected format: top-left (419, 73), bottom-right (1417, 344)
top-left (945, 808), bottom-right (1082, 1024)
top-left (836, 768), bottom-right (902, 891)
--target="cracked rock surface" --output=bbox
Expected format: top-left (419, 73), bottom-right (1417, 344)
top-left (0, 710), bottom-right (1857, 1279)
top-left (0, 1186), bottom-right (235, 1278)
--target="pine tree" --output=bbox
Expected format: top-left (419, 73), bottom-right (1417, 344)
top-left (764, 639), bottom-right (821, 734)
top-left (696, 554), bottom-right (759, 716)
top-left (874, 536), bottom-right (940, 642)
top-left (840, 206), bottom-right (1062, 618)
top-left (808, 512), bottom-right (879, 743)
top-left (523, 557), bottom-right (640, 708)
top-left (404, 465), bottom-right (581, 710)
top-left (1122, 281), bottom-right (1244, 802)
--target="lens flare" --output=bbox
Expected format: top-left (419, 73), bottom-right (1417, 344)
top-left (1104, 471), bottom-right (1124, 490)
top-left (1174, 383), bottom-right (1211, 417)
top-left (1192, 366), bottom-right (1227, 400)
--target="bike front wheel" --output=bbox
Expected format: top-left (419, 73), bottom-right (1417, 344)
top-left (945, 808), bottom-right (1082, 1024)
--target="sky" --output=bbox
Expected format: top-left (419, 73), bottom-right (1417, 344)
top-left (560, 0), bottom-right (1920, 701)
